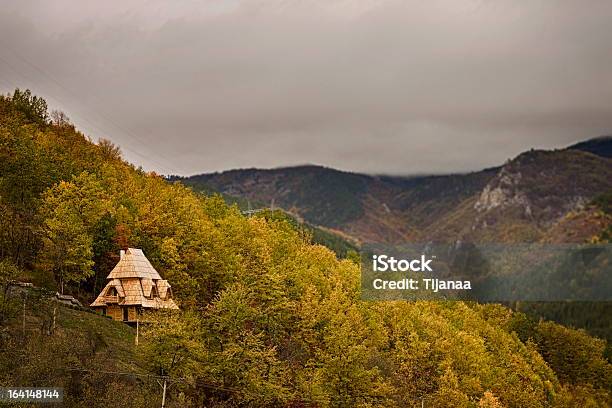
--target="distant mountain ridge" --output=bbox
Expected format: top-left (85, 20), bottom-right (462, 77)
top-left (568, 135), bottom-right (612, 158)
top-left (184, 165), bottom-right (371, 227)
top-left (178, 137), bottom-right (612, 244)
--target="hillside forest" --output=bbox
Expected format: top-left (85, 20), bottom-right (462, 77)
top-left (0, 89), bottom-right (610, 407)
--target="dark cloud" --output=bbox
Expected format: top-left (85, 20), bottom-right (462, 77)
top-left (1, 0), bottom-right (611, 175)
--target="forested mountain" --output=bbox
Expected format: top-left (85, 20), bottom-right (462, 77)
top-left (1, 89), bottom-right (611, 407)
top-left (180, 141), bottom-right (612, 245)
top-left (178, 166), bottom-right (493, 243)
top-left (569, 136), bottom-right (612, 159)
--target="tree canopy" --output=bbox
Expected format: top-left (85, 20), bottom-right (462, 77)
top-left (0, 90), bottom-right (610, 407)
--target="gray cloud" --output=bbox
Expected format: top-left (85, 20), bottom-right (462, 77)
top-left (1, 0), bottom-right (611, 175)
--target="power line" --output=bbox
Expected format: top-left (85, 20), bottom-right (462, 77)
top-left (59, 367), bottom-right (246, 395)
top-left (0, 41), bottom-right (185, 175)
top-left (58, 367), bottom-right (429, 405)
top-left (0, 53), bottom-right (176, 175)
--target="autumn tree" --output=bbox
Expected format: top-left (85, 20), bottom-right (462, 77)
top-left (39, 172), bottom-right (111, 292)
top-left (10, 88), bottom-right (49, 125)
top-left (478, 391), bottom-right (505, 408)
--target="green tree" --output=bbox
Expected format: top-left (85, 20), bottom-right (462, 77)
top-left (39, 172), bottom-right (110, 292)
top-left (10, 88), bottom-right (49, 125)
top-left (536, 321), bottom-right (611, 389)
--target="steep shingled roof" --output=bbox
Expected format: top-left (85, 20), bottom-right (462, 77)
top-left (90, 248), bottom-right (178, 310)
top-left (106, 248), bottom-right (162, 280)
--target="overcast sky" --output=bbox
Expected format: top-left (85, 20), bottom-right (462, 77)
top-left (1, 0), bottom-right (611, 176)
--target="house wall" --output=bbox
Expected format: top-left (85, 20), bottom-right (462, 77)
top-left (95, 305), bottom-right (142, 322)
top-left (106, 305), bottom-right (122, 321)
top-left (128, 306), bottom-right (137, 321)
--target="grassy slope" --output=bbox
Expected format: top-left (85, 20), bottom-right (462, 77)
top-left (3, 290), bottom-right (139, 369)
top-left (0, 286), bottom-right (162, 407)
top-left (57, 307), bottom-right (138, 367)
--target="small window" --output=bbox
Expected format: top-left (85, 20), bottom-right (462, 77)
top-left (107, 287), bottom-right (118, 296)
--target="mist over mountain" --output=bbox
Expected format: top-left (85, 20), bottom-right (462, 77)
top-left (569, 135), bottom-right (612, 158)
top-left (178, 137), bottom-right (612, 244)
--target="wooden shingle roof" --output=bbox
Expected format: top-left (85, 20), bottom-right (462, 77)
top-left (121, 278), bottom-right (146, 305)
top-left (90, 248), bottom-right (179, 310)
top-left (106, 248), bottom-right (162, 280)
top-left (141, 278), bottom-right (154, 298)
top-left (157, 280), bottom-right (171, 299)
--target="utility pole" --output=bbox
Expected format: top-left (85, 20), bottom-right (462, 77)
top-left (22, 292), bottom-right (27, 338)
top-left (157, 368), bottom-right (169, 408)
top-left (51, 304), bottom-right (57, 335)
top-left (161, 377), bottom-right (167, 408)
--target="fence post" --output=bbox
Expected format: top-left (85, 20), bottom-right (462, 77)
top-left (22, 292), bottom-right (27, 338)
top-left (161, 377), bottom-right (167, 408)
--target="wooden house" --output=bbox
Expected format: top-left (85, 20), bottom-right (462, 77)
top-left (90, 248), bottom-right (178, 322)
